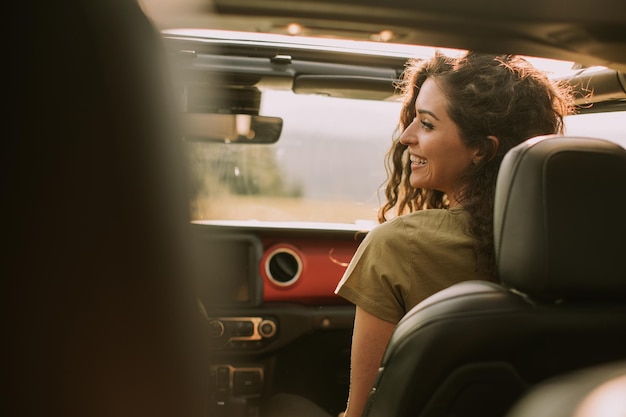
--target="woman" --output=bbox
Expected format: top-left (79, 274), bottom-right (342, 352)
top-left (334, 51), bottom-right (575, 417)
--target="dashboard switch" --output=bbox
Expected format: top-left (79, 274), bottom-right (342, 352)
top-left (233, 370), bottom-right (263, 396)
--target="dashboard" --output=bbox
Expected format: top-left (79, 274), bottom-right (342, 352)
top-left (191, 222), bottom-right (368, 415)
top-left (192, 221), bottom-right (369, 307)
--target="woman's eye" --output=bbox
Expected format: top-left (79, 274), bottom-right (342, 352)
top-left (420, 120), bottom-right (434, 130)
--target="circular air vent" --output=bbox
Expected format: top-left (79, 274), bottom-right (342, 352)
top-left (264, 246), bottom-right (303, 287)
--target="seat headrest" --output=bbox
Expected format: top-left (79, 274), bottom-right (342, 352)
top-left (494, 135), bottom-right (626, 300)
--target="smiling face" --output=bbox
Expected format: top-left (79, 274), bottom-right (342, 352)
top-left (399, 77), bottom-right (479, 207)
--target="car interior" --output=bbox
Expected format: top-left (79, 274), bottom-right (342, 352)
top-left (8, 1), bottom-right (626, 417)
top-left (361, 136), bottom-right (626, 417)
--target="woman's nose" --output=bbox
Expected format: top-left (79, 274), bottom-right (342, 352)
top-left (399, 119), bottom-right (419, 145)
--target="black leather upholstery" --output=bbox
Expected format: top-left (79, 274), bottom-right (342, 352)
top-left (506, 359), bottom-right (626, 417)
top-left (494, 135), bottom-right (626, 300)
top-left (362, 136), bottom-right (626, 417)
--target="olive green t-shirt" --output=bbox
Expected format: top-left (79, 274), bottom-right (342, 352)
top-left (335, 208), bottom-right (488, 324)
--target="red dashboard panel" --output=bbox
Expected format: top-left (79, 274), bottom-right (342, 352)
top-left (192, 221), bottom-right (371, 306)
top-left (259, 235), bottom-right (364, 305)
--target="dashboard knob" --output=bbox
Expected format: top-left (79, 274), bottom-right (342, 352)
top-left (207, 319), bottom-right (225, 338)
top-left (258, 319), bottom-right (277, 338)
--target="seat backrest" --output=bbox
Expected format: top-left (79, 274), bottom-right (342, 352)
top-left (362, 136), bottom-right (626, 417)
top-left (505, 359), bottom-right (626, 417)
top-left (6, 1), bottom-right (205, 417)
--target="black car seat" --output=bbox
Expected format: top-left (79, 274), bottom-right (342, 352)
top-left (5, 1), bottom-right (205, 417)
top-left (505, 359), bottom-right (626, 417)
top-left (361, 135), bottom-right (626, 417)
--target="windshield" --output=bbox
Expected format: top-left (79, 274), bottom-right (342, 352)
top-left (188, 90), bottom-right (401, 228)
top-left (187, 58), bottom-right (625, 229)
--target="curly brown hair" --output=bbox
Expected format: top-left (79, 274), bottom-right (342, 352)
top-left (379, 51), bottom-right (576, 279)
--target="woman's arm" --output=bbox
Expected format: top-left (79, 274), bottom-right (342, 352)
top-left (341, 306), bottom-right (396, 417)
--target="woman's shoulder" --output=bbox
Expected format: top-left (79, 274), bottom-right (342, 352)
top-left (366, 215), bottom-right (405, 238)
top-left (398, 208), bottom-right (470, 235)
top-left (369, 208), bottom-right (468, 237)
top-left (401, 207), bottom-right (468, 222)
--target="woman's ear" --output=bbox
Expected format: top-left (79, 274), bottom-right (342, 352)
top-left (473, 135), bottom-right (500, 164)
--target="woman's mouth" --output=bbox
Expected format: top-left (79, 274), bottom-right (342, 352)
top-left (410, 155), bottom-right (428, 167)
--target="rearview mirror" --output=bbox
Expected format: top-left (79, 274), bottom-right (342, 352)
top-left (183, 113), bottom-right (283, 144)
